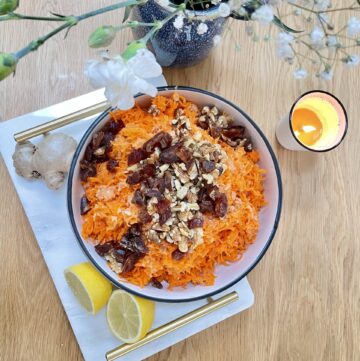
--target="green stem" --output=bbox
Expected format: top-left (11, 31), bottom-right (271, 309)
top-left (0, 12), bottom-right (66, 22)
top-left (15, 0), bottom-right (144, 60)
top-left (114, 21), bottom-right (155, 31)
top-left (140, 5), bottom-right (184, 44)
top-left (289, 2), bottom-right (360, 14)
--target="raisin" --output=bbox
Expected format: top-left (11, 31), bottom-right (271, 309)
top-left (243, 138), bottom-right (253, 152)
top-left (84, 144), bottom-right (94, 162)
top-left (200, 160), bottom-right (216, 173)
top-left (79, 160), bottom-right (96, 181)
top-left (122, 253), bottom-right (139, 273)
top-left (150, 278), bottom-right (163, 289)
top-left (128, 148), bottom-right (148, 166)
top-left (142, 131), bottom-right (172, 153)
top-left (140, 164), bottom-right (156, 178)
top-left (159, 145), bottom-right (181, 164)
top-left (197, 121), bottom-right (209, 130)
top-left (157, 199), bottom-right (171, 225)
top-left (222, 126), bottom-right (245, 139)
top-left (214, 192), bottom-right (228, 218)
top-left (155, 178), bottom-right (166, 194)
top-left (156, 198), bottom-right (170, 213)
top-left (188, 218), bottom-right (204, 229)
top-left (92, 131), bottom-right (105, 149)
top-left (113, 248), bottom-right (126, 263)
top-left (126, 171), bottom-right (142, 185)
top-left (133, 236), bottom-right (149, 254)
top-left (105, 119), bottom-right (125, 134)
top-left (143, 188), bottom-right (164, 200)
top-left (95, 242), bottom-right (114, 257)
top-left (159, 209), bottom-right (172, 226)
top-left (129, 223), bottom-right (142, 237)
top-left (107, 159), bottom-right (119, 172)
top-left (80, 195), bottom-right (91, 215)
top-left (138, 208), bottom-right (152, 224)
top-left (147, 177), bottom-right (165, 194)
top-left (132, 189), bottom-right (145, 206)
top-left (172, 249), bottom-right (186, 260)
top-left (209, 126), bottom-right (222, 138)
top-left (102, 132), bottom-right (115, 148)
top-left (199, 199), bottom-right (214, 213)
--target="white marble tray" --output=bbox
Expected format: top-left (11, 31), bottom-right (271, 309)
top-left (0, 77), bottom-right (254, 361)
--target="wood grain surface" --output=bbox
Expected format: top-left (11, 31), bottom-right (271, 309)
top-left (0, 1), bottom-right (359, 360)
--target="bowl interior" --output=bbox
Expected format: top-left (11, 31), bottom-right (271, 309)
top-left (68, 87), bottom-right (282, 302)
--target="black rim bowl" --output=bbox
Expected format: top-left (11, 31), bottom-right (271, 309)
top-left (67, 86), bottom-right (283, 302)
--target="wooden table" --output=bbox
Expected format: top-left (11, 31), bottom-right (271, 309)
top-left (1, 1), bottom-right (359, 360)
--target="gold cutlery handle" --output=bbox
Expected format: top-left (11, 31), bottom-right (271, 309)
top-left (106, 291), bottom-right (239, 361)
top-left (14, 101), bottom-right (109, 143)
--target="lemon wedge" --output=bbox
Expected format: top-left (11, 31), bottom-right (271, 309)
top-left (64, 262), bottom-right (112, 314)
top-left (106, 290), bottom-right (155, 343)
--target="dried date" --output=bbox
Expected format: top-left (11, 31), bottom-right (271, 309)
top-left (107, 159), bottom-right (119, 172)
top-left (95, 242), bottom-right (114, 257)
top-left (188, 218), bottom-right (204, 229)
top-left (214, 192), bottom-right (228, 218)
top-left (128, 148), bottom-right (148, 166)
top-left (142, 131), bottom-right (172, 153)
top-left (150, 277), bottom-right (163, 289)
top-left (80, 195), bottom-right (91, 215)
top-left (172, 249), bottom-right (186, 260)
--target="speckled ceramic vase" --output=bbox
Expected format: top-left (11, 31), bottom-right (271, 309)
top-left (131, 0), bottom-right (228, 68)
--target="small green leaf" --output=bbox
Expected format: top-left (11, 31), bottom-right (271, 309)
top-left (273, 15), bottom-right (303, 34)
top-left (50, 12), bottom-right (66, 18)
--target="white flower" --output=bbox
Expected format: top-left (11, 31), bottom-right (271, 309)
top-left (218, 3), bottom-right (231, 17)
top-left (197, 22), bottom-right (208, 35)
top-left (293, 68), bottom-right (308, 79)
top-left (173, 14), bottom-right (184, 30)
top-left (213, 35), bottom-right (222, 47)
top-left (157, 0), bottom-right (169, 7)
top-left (347, 17), bottom-right (360, 37)
top-left (310, 26), bottom-right (324, 47)
top-left (276, 32), bottom-right (294, 59)
top-left (251, 5), bottom-right (274, 25)
top-left (326, 35), bottom-right (338, 48)
top-left (319, 70), bottom-right (333, 81)
top-left (85, 49), bottom-right (162, 110)
top-left (344, 54), bottom-right (360, 68)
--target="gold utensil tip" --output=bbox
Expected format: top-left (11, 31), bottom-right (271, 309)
top-left (106, 291), bottom-right (239, 361)
top-left (14, 101), bottom-right (109, 143)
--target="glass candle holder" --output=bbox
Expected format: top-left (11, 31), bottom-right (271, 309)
top-left (276, 90), bottom-right (348, 152)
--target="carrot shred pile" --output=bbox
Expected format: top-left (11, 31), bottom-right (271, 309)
top-left (81, 94), bottom-right (266, 289)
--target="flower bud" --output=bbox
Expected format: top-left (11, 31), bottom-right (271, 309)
top-left (0, 52), bottom-right (17, 81)
top-left (88, 26), bottom-right (116, 48)
top-left (0, 0), bottom-right (19, 14)
top-left (121, 41), bottom-right (146, 61)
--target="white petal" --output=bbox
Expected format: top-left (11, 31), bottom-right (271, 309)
top-left (132, 77), bottom-right (158, 97)
top-left (85, 60), bottom-right (109, 88)
top-left (127, 49), bottom-right (162, 78)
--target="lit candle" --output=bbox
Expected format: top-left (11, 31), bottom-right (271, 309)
top-left (276, 91), bottom-right (348, 152)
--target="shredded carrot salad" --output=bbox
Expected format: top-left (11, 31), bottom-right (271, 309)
top-left (81, 94), bottom-right (266, 288)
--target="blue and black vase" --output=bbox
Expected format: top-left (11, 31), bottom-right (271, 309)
top-left (131, 0), bottom-right (228, 68)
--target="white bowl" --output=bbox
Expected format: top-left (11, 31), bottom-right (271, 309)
top-left (67, 86), bottom-right (282, 302)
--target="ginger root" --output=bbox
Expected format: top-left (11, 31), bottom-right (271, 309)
top-left (12, 133), bottom-right (77, 190)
